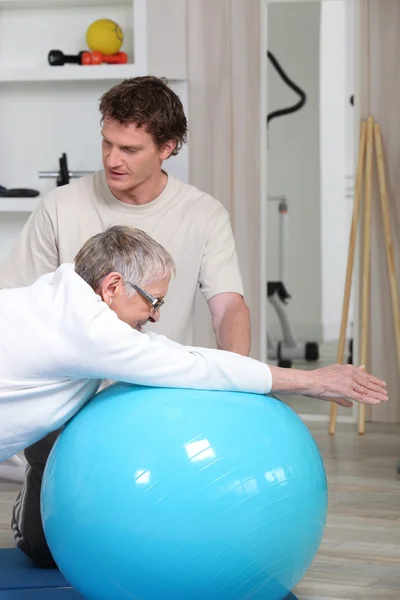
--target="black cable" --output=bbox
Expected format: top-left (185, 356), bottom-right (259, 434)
top-left (267, 50), bottom-right (307, 127)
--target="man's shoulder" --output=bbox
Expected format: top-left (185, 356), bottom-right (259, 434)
top-left (40, 171), bottom-right (101, 211)
top-left (169, 175), bottom-right (229, 217)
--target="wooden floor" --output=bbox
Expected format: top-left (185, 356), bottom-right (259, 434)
top-left (294, 421), bottom-right (400, 599)
top-left (1, 421), bottom-right (399, 599)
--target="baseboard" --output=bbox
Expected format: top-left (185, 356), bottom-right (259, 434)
top-left (298, 413), bottom-right (356, 424)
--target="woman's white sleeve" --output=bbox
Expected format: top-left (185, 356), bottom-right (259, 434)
top-left (65, 308), bottom-right (272, 395)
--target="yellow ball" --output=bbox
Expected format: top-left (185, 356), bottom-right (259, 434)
top-left (86, 19), bottom-right (124, 55)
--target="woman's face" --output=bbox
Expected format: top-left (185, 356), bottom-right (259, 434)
top-left (98, 273), bottom-right (170, 330)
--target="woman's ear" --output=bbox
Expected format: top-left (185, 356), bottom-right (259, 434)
top-left (97, 272), bottom-right (123, 306)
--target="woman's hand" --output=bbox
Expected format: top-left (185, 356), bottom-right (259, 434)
top-left (306, 364), bottom-right (388, 407)
top-left (269, 364), bottom-right (388, 407)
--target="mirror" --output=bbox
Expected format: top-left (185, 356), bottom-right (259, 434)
top-left (266, 0), bottom-right (356, 419)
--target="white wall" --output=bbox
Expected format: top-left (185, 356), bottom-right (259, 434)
top-left (267, 1), bottom-right (322, 341)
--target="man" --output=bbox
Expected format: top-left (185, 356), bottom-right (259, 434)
top-left (0, 76), bottom-right (250, 566)
top-left (0, 76), bottom-right (249, 354)
top-left (0, 226), bottom-right (387, 566)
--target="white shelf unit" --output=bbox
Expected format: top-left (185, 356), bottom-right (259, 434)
top-left (0, 64), bottom-right (145, 83)
top-left (0, 197), bottom-right (41, 212)
top-left (0, 0), bottom-right (131, 7)
top-left (0, 0), bottom-right (188, 263)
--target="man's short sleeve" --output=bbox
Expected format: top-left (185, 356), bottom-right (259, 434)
top-left (199, 205), bottom-right (244, 301)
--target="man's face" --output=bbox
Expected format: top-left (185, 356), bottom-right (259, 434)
top-left (101, 118), bottom-right (174, 196)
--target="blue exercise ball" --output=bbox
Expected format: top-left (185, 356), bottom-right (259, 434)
top-left (41, 384), bottom-right (327, 600)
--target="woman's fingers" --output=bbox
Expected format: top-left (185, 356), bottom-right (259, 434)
top-left (350, 384), bottom-right (383, 404)
top-left (291, 363), bottom-right (388, 406)
top-left (358, 365), bottom-right (387, 387)
top-left (331, 365), bottom-right (388, 405)
top-left (353, 372), bottom-right (388, 402)
top-left (366, 374), bottom-right (387, 387)
top-left (362, 380), bottom-right (388, 394)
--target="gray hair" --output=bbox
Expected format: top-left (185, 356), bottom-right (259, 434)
top-left (74, 225), bottom-right (175, 295)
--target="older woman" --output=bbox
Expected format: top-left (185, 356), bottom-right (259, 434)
top-left (3, 225), bottom-right (386, 567)
top-left (0, 224), bottom-right (387, 462)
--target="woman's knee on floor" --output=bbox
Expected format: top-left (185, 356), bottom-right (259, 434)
top-left (16, 536), bottom-right (58, 569)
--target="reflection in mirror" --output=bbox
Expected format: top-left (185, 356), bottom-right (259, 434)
top-left (266, 0), bottom-right (356, 418)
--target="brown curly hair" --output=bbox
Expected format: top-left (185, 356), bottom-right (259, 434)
top-left (99, 76), bottom-right (188, 156)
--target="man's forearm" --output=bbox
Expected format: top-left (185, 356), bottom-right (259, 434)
top-left (214, 304), bottom-right (251, 356)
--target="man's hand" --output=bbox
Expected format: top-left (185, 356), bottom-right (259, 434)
top-left (269, 364), bottom-right (388, 407)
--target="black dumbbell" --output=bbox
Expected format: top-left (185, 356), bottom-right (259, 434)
top-left (48, 50), bottom-right (86, 66)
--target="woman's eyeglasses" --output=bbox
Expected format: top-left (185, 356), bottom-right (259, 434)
top-left (129, 282), bottom-right (164, 311)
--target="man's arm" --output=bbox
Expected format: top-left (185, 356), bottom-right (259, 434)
top-left (208, 292), bottom-right (251, 356)
top-left (198, 204), bottom-right (249, 353)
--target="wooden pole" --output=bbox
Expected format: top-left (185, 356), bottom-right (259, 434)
top-left (329, 120), bottom-right (367, 435)
top-left (374, 124), bottom-right (400, 377)
top-left (358, 115), bottom-right (374, 435)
